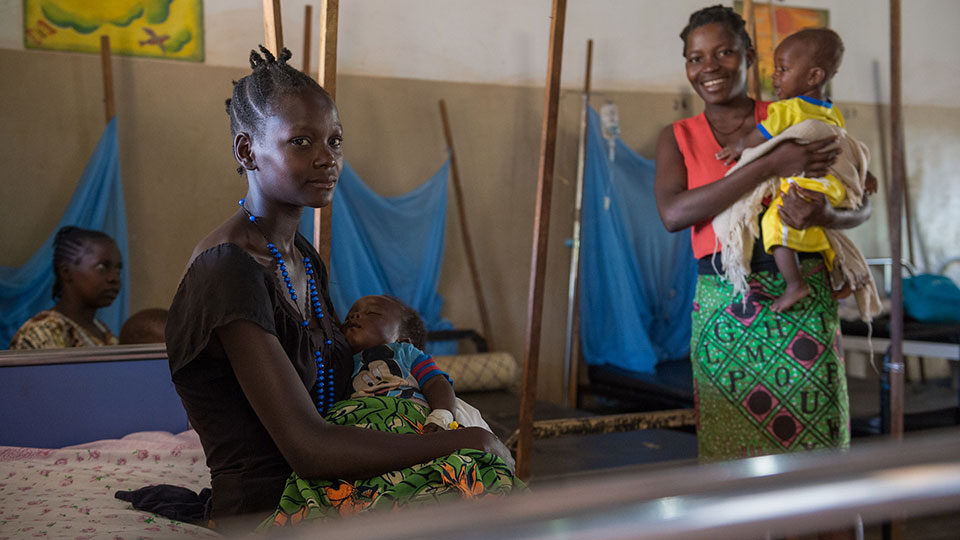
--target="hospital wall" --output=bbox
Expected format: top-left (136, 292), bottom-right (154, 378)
top-left (3, 0), bottom-right (960, 403)
top-left (3, 45), bottom-right (959, 403)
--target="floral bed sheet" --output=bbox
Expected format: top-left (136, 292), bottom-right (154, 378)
top-left (0, 430), bottom-right (219, 539)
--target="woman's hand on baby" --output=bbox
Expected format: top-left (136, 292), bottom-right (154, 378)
top-left (466, 428), bottom-right (516, 472)
top-left (767, 136), bottom-right (839, 180)
top-left (779, 185), bottom-right (833, 229)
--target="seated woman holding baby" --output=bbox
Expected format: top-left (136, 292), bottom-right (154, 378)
top-left (164, 47), bottom-right (520, 533)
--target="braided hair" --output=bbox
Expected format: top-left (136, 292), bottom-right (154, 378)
top-left (52, 226), bottom-right (114, 300)
top-left (384, 295), bottom-right (427, 350)
top-left (680, 4), bottom-right (753, 57)
top-left (225, 46), bottom-right (331, 173)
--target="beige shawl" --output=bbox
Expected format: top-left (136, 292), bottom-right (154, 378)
top-left (712, 119), bottom-right (882, 321)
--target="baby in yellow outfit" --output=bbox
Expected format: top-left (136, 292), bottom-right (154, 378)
top-left (717, 27), bottom-right (849, 313)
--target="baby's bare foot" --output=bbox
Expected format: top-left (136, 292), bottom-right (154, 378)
top-left (771, 282), bottom-right (810, 313)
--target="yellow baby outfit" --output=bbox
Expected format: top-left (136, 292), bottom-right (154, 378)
top-left (757, 96), bottom-right (846, 267)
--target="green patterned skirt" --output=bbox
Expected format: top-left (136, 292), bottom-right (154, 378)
top-left (690, 258), bottom-right (850, 461)
top-left (259, 396), bottom-right (524, 529)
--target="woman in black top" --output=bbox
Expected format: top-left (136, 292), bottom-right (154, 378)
top-left (166, 47), bottom-right (513, 529)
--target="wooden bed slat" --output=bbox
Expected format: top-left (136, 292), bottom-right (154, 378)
top-left (504, 408), bottom-right (696, 450)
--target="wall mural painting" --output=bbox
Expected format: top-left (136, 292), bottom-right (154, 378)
top-left (23, 0), bottom-right (203, 62)
top-left (735, 2), bottom-right (830, 101)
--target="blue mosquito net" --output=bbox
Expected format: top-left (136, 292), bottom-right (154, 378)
top-left (579, 107), bottom-right (697, 373)
top-left (300, 160), bottom-right (456, 355)
top-left (0, 117), bottom-right (130, 346)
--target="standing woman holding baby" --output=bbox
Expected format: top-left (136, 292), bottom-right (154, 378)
top-left (654, 5), bottom-right (872, 462)
top-left (165, 47), bottom-right (517, 532)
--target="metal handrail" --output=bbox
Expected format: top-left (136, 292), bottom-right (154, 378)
top-left (0, 343), bottom-right (167, 367)
top-left (290, 429), bottom-right (960, 540)
top-left (865, 257), bottom-right (919, 296)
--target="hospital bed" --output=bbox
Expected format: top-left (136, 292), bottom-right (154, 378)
top-left (839, 259), bottom-right (960, 435)
top-left (0, 345), bottom-right (215, 538)
top-left (0, 340), bottom-right (696, 537)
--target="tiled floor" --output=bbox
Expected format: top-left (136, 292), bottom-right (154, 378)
top-left (465, 368), bottom-right (959, 537)
top-left (848, 373), bottom-right (959, 438)
top-left (864, 512), bottom-right (960, 540)
top-left (848, 373), bottom-right (957, 418)
top-left (851, 374), bottom-right (960, 539)
top-left (539, 374), bottom-right (958, 537)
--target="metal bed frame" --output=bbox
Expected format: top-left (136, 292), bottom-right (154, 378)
top-left (291, 428), bottom-right (960, 540)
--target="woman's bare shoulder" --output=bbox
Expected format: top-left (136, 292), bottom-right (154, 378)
top-left (190, 225), bottom-right (234, 263)
top-left (177, 216), bottom-right (262, 282)
top-left (657, 123), bottom-right (680, 150)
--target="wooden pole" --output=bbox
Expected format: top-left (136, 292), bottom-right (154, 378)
top-left (99, 35), bottom-right (115, 124)
top-left (262, 0), bottom-right (283, 55)
top-left (902, 160), bottom-right (915, 266)
top-left (742, 0), bottom-right (760, 100)
top-left (516, 0), bottom-right (566, 482)
top-left (438, 99), bottom-right (495, 349)
top-left (768, 1), bottom-right (778, 63)
top-left (872, 60), bottom-right (892, 219)
top-left (884, 0), bottom-right (912, 267)
top-left (888, 0), bottom-right (905, 441)
top-left (564, 39), bottom-right (592, 408)
top-left (314, 0), bottom-right (339, 266)
top-left (302, 5), bottom-right (313, 74)
top-left (318, 0), bottom-right (338, 98)
top-left (884, 6), bottom-right (907, 522)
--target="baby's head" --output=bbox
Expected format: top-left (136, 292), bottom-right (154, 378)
top-left (119, 308), bottom-right (169, 344)
top-left (772, 28), bottom-right (844, 100)
top-left (342, 295), bottom-right (426, 354)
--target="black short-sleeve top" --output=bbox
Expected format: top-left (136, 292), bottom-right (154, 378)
top-left (166, 234), bottom-right (352, 520)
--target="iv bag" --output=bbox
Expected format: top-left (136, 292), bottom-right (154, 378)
top-left (600, 101), bottom-right (619, 162)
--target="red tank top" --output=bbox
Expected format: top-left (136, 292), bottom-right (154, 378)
top-left (672, 101), bottom-right (769, 259)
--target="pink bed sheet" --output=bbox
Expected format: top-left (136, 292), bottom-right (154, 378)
top-left (0, 430), bottom-right (220, 539)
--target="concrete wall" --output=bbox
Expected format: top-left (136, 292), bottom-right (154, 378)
top-left (4, 0), bottom-right (958, 106)
top-left (2, 1), bottom-right (959, 401)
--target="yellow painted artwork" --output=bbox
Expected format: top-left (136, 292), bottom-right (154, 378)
top-left (24, 0), bottom-right (203, 62)
top-left (735, 2), bottom-right (830, 100)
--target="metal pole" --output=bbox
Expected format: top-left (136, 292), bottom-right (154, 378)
top-left (516, 0), bottom-right (567, 482)
top-left (563, 39), bottom-right (593, 408)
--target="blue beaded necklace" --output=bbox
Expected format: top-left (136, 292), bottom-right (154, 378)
top-left (239, 199), bottom-right (335, 414)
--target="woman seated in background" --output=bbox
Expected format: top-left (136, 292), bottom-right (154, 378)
top-left (9, 226), bottom-right (123, 349)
